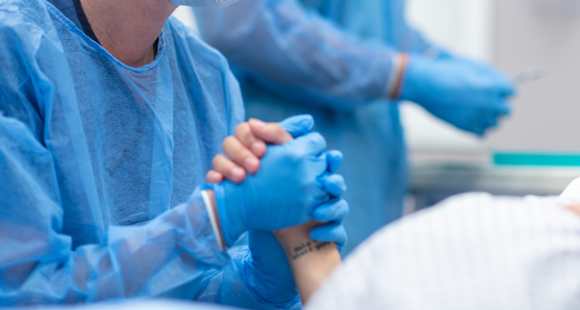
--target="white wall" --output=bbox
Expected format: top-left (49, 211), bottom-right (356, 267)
top-left (406, 0), bottom-right (494, 61)
top-left (489, 0), bottom-right (580, 154)
top-left (403, 0), bottom-right (580, 162)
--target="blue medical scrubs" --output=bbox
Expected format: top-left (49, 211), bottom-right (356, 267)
top-left (196, 0), bottom-right (435, 254)
top-left (0, 0), bottom-right (297, 308)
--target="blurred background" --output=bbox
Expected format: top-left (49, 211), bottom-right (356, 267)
top-left (402, 0), bottom-right (580, 210)
top-left (173, 0), bottom-right (580, 211)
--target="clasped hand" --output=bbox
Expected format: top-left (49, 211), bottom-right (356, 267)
top-left (207, 115), bottom-right (348, 247)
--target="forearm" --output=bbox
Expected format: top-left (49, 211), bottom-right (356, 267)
top-left (0, 189), bottom-right (230, 304)
top-left (196, 0), bottom-right (395, 109)
top-left (274, 222), bottom-right (342, 304)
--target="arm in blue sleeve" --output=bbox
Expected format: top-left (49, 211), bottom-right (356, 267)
top-left (195, 0), bottom-right (397, 110)
top-left (0, 116), bottom-right (230, 305)
top-left (197, 245), bottom-right (301, 310)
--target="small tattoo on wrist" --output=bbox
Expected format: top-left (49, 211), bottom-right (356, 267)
top-left (291, 241), bottom-right (332, 260)
top-left (315, 241), bottom-right (330, 250)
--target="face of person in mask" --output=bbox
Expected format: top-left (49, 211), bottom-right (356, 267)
top-left (170, 0), bottom-right (239, 9)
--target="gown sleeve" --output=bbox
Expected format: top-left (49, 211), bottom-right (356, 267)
top-left (0, 2), bottom-right (301, 307)
top-left (0, 114), bottom-right (231, 304)
top-left (194, 0), bottom-right (433, 110)
top-left (0, 2), bottom-right (230, 305)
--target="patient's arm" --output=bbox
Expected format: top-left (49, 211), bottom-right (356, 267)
top-left (568, 204), bottom-right (580, 216)
top-left (209, 118), bottom-right (343, 302)
top-left (274, 222), bottom-right (342, 304)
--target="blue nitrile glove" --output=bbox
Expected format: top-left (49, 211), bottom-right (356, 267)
top-left (401, 55), bottom-right (516, 136)
top-left (243, 230), bottom-right (301, 308)
top-left (278, 114), bottom-right (314, 138)
top-left (244, 204), bottom-right (349, 307)
top-left (278, 116), bottom-right (349, 251)
top-left (242, 153), bottom-right (348, 307)
top-left (310, 150), bottom-right (349, 251)
top-left (212, 132), bottom-right (334, 245)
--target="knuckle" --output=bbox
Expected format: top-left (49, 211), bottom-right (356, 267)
top-left (212, 154), bottom-right (226, 167)
top-left (224, 137), bottom-right (246, 159)
top-left (273, 124), bottom-right (286, 135)
top-left (222, 136), bottom-right (235, 150)
top-left (310, 132), bottom-right (326, 147)
top-left (235, 123), bottom-right (252, 140)
top-left (267, 124), bottom-right (287, 142)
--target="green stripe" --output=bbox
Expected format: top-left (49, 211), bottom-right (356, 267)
top-left (494, 153), bottom-right (580, 166)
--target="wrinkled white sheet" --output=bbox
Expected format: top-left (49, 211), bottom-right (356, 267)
top-left (308, 180), bottom-right (580, 310)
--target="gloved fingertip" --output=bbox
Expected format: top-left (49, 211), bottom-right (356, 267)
top-left (499, 105), bottom-right (511, 116)
top-left (312, 199), bottom-right (349, 221)
top-left (326, 150), bottom-right (344, 173)
top-left (502, 88), bottom-right (517, 98)
top-left (309, 223), bottom-right (347, 245)
top-left (278, 115), bottom-right (315, 138)
top-left (298, 132), bottom-right (327, 156)
top-left (471, 127), bottom-right (485, 137)
top-left (321, 174), bottom-right (347, 196)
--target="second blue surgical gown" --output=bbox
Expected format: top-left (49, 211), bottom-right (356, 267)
top-left (0, 0), bottom-right (298, 308)
top-left (196, 0), bottom-right (434, 254)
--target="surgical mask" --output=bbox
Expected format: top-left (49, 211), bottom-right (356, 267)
top-left (170, 0), bottom-right (239, 9)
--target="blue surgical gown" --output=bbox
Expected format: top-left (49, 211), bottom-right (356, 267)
top-left (0, 0), bottom-right (298, 308)
top-left (195, 0), bottom-right (434, 254)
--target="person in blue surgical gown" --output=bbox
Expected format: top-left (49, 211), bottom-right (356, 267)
top-left (0, 0), bottom-right (349, 308)
top-left (196, 0), bottom-right (516, 255)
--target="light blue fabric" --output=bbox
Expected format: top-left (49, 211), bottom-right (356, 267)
top-left (0, 0), bottom-right (297, 308)
top-left (195, 0), bottom-right (432, 254)
top-left (243, 231), bottom-right (300, 308)
top-left (43, 0), bottom-right (82, 30)
top-left (198, 241), bottom-right (302, 309)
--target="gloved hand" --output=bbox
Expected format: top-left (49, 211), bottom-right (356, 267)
top-left (211, 132), bottom-right (345, 245)
top-left (243, 230), bottom-right (300, 307)
top-left (400, 55), bottom-right (516, 136)
top-left (242, 152), bottom-right (348, 307)
top-left (308, 150), bottom-right (348, 251)
top-left (278, 114), bottom-right (315, 138)
top-left (206, 115), bottom-right (315, 184)
top-left (279, 116), bottom-right (349, 250)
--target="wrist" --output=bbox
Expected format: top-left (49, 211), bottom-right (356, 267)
top-left (208, 182), bottom-right (247, 246)
top-left (387, 53), bottom-right (410, 100)
top-left (201, 189), bottom-right (226, 250)
top-left (275, 222), bottom-right (329, 257)
top-left (275, 221), bottom-right (341, 304)
top-left (398, 55), bottom-right (424, 103)
top-left (244, 231), bottom-right (301, 307)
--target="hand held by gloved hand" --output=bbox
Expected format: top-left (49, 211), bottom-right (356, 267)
top-left (206, 115), bottom-right (314, 183)
top-left (208, 115), bottom-right (349, 249)
top-left (210, 116), bottom-right (348, 306)
top-left (209, 130), bottom-right (340, 245)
